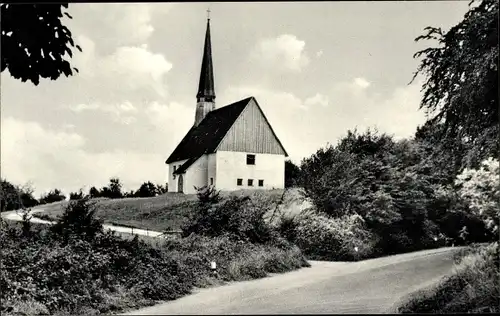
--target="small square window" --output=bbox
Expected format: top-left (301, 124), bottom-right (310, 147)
top-left (237, 178), bottom-right (243, 186)
top-left (258, 180), bottom-right (264, 187)
top-left (246, 154), bottom-right (255, 165)
top-left (248, 179), bottom-right (254, 186)
top-left (210, 178), bottom-right (214, 185)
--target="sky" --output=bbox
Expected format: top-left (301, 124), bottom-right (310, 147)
top-left (1, 1), bottom-right (471, 197)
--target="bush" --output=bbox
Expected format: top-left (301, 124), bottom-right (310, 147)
top-left (50, 198), bottom-right (104, 243)
top-left (279, 209), bottom-right (379, 261)
top-left (285, 160), bottom-right (301, 188)
top-left (455, 157), bottom-right (499, 234)
top-left (397, 242), bottom-right (499, 313)
top-left (182, 187), bottom-right (276, 244)
top-left (69, 189), bottom-right (84, 200)
top-left (298, 128), bottom-right (495, 258)
top-left (39, 188), bottom-right (66, 204)
top-left (1, 195), bottom-right (309, 315)
top-left (135, 182), bottom-right (159, 198)
top-left (1, 180), bottom-right (38, 211)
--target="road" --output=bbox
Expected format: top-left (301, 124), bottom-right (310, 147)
top-left (121, 246), bottom-right (460, 315)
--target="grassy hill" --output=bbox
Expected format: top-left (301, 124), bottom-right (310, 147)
top-left (33, 189), bottom-right (305, 233)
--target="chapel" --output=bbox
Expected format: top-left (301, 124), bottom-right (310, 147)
top-left (165, 15), bottom-right (288, 194)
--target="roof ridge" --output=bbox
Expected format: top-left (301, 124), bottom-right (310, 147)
top-left (165, 96), bottom-right (253, 164)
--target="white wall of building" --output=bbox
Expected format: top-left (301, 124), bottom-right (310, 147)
top-left (168, 159), bottom-right (187, 193)
top-left (168, 156), bottom-right (209, 194)
top-left (184, 155), bottom-right (208, 194)
top-left (215, 151), bottom-right (285, 191)
top-left (207, 153), bottom-right (217, 187)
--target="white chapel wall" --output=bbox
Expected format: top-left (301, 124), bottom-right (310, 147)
top-left (168, 159), bottom-right (187, 193)
top-left (184, 155), bottom-right (209, 194)
top-left (215, 151), bottom-right (285, 191)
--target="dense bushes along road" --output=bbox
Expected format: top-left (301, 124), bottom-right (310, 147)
top-left (0, 197), bottom-right (308, 315)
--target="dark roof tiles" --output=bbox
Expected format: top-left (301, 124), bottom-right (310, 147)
top-left (165, 97), bottom-right (252, 164)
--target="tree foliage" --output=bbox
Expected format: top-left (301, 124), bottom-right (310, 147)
top-left (0, 180), bottom-right (38, 211)
top-left (39, 188), bottom-right (66, 204)
top-left (50, 198), bottom-right (103, 243)
top-left (1, 4), bottom-right (82, 85)
top-left (107, 178), bottom-right (123, 199)
top-left (456, 157), bottom-right (500, 234)
top-left (69, 189), bottom-right (84, 200)
top-left (135, 181), bottom-right (159, 198)
top-left (411, 0), bottom-right (499, 168)
top-left (285, 160), bottom-right (301, 188)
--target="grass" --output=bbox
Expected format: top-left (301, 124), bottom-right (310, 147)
top-left (396, 242), bottom-right (499, 313)
top-left (33, 193), bottom-right (198, 232)
top-left (31, 189), bottom-right (298, 232)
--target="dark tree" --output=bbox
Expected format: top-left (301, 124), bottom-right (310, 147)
top-left (0, 179), bottom-right (38, 211)
top-left (135, 181), bottom-right (158, 198)
top-left (411, 0), bottom-right (499, 168)
top-left (39, 188), bottom-right (66, 204)
top-left (1, 4), bottom-right (82, 85)
top-left (156, 183), bottom-right (168, 194)
top-left (108, 178), bottom-right (123, 199)
top-left (69, 189), bottom-right (84, 200)
top-left (1, 179), bottom-right (20, 212)
top-left (88, 186), bottom-right (100, 198)
top-left (285, 160), bottom-right (301, 188)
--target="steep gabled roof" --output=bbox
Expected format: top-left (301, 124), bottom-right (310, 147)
top-left (166, 97), bottom-right (252, 164)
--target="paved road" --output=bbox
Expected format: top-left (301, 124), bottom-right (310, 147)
top-left (121, 247), bottom-right (460, 315)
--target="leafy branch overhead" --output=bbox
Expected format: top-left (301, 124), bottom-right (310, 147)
top-left (0, 4), bottom-right (82, 85)
top-left (411, 0), bottom-right (499, 166)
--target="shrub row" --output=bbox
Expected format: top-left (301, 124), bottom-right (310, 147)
top-left (0, 196), bottom-right (309, 316)
top-left (396, 242), bottom-right (499, 313)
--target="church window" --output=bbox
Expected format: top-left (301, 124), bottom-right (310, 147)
top-left (210, 178), bottom-right (214, 185)
top-left (237, 178), bottom-right (243, 186)
top-left (248, 179), bottom-right (254, 186)
top-left (258, 180), bottom-right (264, 187)
top-left (173, 166), bottom-right (177, 172)
top-left (246, 154), bottom-right (255, 165)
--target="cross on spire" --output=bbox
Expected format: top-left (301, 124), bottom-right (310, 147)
top-left (207, 8), bottom-right (211, 20)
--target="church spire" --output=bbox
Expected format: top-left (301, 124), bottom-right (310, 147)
top-left (194, 12), bottom-right (216, 126)
top-left (196, 13), bottom-right (215, 103)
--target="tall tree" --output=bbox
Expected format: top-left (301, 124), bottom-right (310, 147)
top-left (411, 0), bottom-right (499, 168)
top-left (1, 4), bottom-right (81, 85)
top-left (285, 160), bottom-right (301, 188)
top-left (108, 178), bottom-right (123, 199)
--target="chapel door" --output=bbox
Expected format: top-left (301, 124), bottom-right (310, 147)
top-left (178, 174), bottom-right (184, 193)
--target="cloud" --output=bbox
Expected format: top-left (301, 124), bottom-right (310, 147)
top-left (73, 37), bottom-right (173, 99)
top-left (354, 77), bottom-right (371, 89)
top-left (69, 101), bottom-right (138, 125)
top-left (0, 117), bottom-right (167, 197)
top-left (145, 101), bottom-right (194, 154)
top-left (75, 4), bottom-right (173, 49)
top-left (304, 93), bottom-right (329, 107)
top-left (316, 50), bottom-right (324, 58)
top-left (251, 34), bottom-right (310, 71)
top-left (330, 78), bottom-right (426, 139)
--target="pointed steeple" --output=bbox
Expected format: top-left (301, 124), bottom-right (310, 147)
top-left (194, 12), bottom-right (216, 126)
top-left (196, 15), bottom-right (215, 102)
